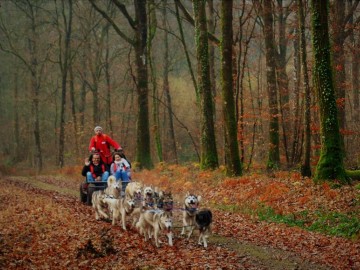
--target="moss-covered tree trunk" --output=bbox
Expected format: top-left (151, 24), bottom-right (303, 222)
top-left (310, 0), bottom-right (348, 183)
top-left (192, 0), bottom-right (218, 170)
top-left (220, 0), bottom-right (242, 176)
top-left (261, 0), bottom-right (280, 171)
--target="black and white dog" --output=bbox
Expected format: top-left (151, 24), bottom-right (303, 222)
top-left (195, 209), bottom-right (212, 248)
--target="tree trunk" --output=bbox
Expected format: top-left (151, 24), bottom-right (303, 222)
top-left (261, 0), bottom-right (280, 171)
top-left (275, 0), bottom-right (291, 166)
top-left (104, 25), bottom-right (113, 136)
top-left (291, 27), bottom-right (302, 166)
top-left (331, 0), bottom-right (347, 134)
top-left (58, 0), bottom-right (73, 168)
top-left (192, 0), bottom-right (218, 170)
top-left (349, 0), bottom-right (359, 123)
top-left (13, 71), bottom-right (21, 162)
top-left (298, 0), bottom-right (312, 178)
top-left (207, 0), bottom-right (216, 100)
top-left (69, 66), bottom-right (79, 157)
top-left (134, 0), bottom-right (153, 169)
top-left (311, 0), bottom-right (348, 183)
top-left (29, 5), bottom-right (42, 173)
top-left (148, 0), bottom-right (163, 163)
top-left (162, 0), bottom-right (178, 164)
top-left (220, 0), bottom-right (242, 176)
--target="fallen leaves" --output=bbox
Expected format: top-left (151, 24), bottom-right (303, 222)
top-left (1, 165), bottom-right (359, 269)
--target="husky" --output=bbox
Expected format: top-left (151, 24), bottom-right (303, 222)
top-left (180, 192), bottom-right (201, 239)
top-left (142, 185), bottom-right (155, 208)
top-left (195, 209), bottom-right (212, 248)
top-left (102, 195), bottom-right (136, 229)
top-left (157, 190), bottom-right (174, 213)
top-left (125, 181), bottom-right (143, 201)
top-left (136, 209), bottom-right (173, 247)
top-left (92, 190), bottom-right (109, 220)
top-left (104, 175), bottom-right (121, 199)
top-left (119, 196), bottom-right (136, 230)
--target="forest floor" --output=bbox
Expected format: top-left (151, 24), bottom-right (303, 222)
top-left (0, 164), bottom-right (359, 269)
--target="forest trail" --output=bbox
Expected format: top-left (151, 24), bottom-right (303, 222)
top-left (0, 175), bottom-right (358, 269)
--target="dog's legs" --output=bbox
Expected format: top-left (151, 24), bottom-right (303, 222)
top-left (121, 209), bottom-right (127, 230)
top-left (203, 235), bottom-right (208, 248)
top-left (112, 208), bottom-right (118, 226)
top-left (98, 207), bottom-right (109, 220)
top-left (181, 216), bottom-right (188, 236)
top-left (167, 232), bottom-right (173, 246)
top-left (198, 232), bottom-right (208, 248)
top-left (154, 227), bottom-right (160, 247)
top-left (187, 225), bottom-right (194, 239)
top-left (94, 209), bottom-right (100, 220)
top-left (198, 233), bottom-right (203, 246)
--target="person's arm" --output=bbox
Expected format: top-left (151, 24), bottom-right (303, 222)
top-left (121, 158), bottom-right (130, 169)
top-left (105, 135), bottom-right (121, 150)
top-left (82, 159), bottom-right (90, 176)
top-left (110, 163), bottom-right (115, 175)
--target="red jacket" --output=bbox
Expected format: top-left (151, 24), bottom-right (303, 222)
top-left (89, 134), bottom-right (120, 165)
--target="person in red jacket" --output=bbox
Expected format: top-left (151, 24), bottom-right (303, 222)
top-left (88, 126), bottom-right (122, 165)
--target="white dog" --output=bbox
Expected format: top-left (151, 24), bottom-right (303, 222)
top-left (102, 195), bottom-right (136, 229)
top-left (181, 192), bottom-right (201, 239)
top-left (142, 185), bottom-right (155, 208)
top-left (125, 181), bottom-right (143, 200)
top-left (136, 209), bottom-right (173, 247)
top-left (105, 175), bottom-right (121, 199)
top-left (92, 190), bottom-right (109, 220)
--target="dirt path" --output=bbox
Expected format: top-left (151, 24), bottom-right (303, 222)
top-left (0, 176), bottom-right (351, 269)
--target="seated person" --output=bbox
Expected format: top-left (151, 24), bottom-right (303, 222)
top-left (110, 152), bottom-right (131, 181)
top-left (82, 152), bottom-right (109, 182)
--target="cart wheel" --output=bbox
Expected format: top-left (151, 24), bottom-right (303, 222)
top-left (80, 183), bottom-right (87, 203)
top-left (86, 186), bottom-right (96, 206)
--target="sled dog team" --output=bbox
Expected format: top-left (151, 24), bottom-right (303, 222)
top-left (91, 175), bottom-right (213, 248)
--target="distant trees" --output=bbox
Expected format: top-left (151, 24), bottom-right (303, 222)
top-left (0, 0), bottom-right (359, 181)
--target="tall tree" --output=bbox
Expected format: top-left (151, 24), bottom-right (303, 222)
top-left (220, 0), bottom-right (242, 176)
top-left (298, 0), bottom-right (312, 177)
top-left (258, 0), bottom-right (281, 171)
top-left (56, 0), bottom-right (73, 168)
top-left (330, 0), bottom-right (360, 134)
top-left (311, 0), bottom-right (348, 183)
top-left (147, 0), bottom-right (162, 162)
top-left (162, 0), bottom-right (178, 164)
top-left (275, 0), bottom-right (294, 166)
top-left (89, 0), bottom-right (153, 169)
top-left (192, 0), bottom-right (218, 170)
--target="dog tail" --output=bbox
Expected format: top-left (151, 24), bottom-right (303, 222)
top-left (107, 175), bottom-right (117, 186)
